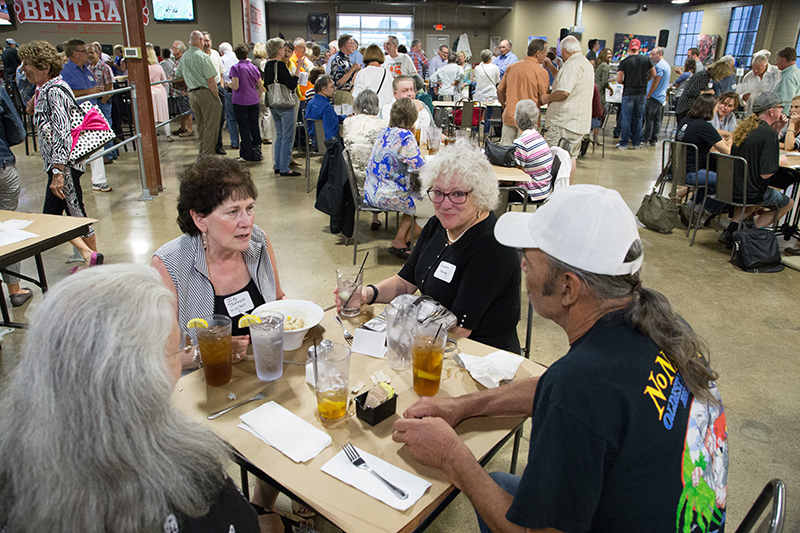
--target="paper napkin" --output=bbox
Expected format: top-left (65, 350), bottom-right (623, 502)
top-left (239, 401), bottom-right (331, 463)
top-left (457, 350), bottom-right (524, 388)
top-left (321, 447), bottom-right (430, 511)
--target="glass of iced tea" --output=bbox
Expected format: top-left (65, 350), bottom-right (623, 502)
top-left (413, 127), bottom-right (421, 146)
top-left (313, 342), bottom-right (351, 421)
top-left (196, 315), bottom-right (233, 387)
top-left (411, 322), bottom-right (447, 397)
top-left (427, 126), bottom-right (442, 155)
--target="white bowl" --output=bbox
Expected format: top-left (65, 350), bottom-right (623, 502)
top-left (252, 299), bottom-right (324, 351)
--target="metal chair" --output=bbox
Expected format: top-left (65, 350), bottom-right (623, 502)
top-left (304, 118), bottom-right (326, 194)
top-left (456, 100), bottom-right (476, 137)
top-left (659, 140), bottom-right (702, 244)
top-left (593, 102), bottom-right (615, 158)
top-left (663, 90), bottom-right (678, 138)
top-left (698, 152), bottom-right (781, 260)
top-left (342, 147), bottom-right (398, 265)
top-left (734, 479), bottom-right (786, 533)
top-left (481, 104), bottom-right (503, 142)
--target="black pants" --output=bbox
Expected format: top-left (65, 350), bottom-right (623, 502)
top-left (768, 166), bottom-right (800, 191)
top-left (43, 168), bottom-right (87, 217)
top-left (234, 103), bottom-right (262, 161)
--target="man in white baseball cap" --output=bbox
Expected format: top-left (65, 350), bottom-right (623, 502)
top-left (393, 184), bottom-right (728, 532)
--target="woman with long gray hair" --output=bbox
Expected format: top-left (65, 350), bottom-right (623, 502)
top-left (0, 264), bottom-right (260, 533)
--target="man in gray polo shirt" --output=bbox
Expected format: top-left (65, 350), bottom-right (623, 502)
top-left (175, 30), bottom-right (222, 156)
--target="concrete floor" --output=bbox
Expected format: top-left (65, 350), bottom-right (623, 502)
top-left (1, 125), bottom-right (797, 531)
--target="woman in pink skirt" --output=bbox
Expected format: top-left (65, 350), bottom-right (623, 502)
top-left (147, 46), bottom-right (172, 141)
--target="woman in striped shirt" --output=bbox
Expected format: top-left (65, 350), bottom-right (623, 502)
top-left (511, 99), bottom-right (554, 202)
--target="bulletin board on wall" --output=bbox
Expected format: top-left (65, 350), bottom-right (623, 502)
top-left (612, 33), bottom-right (656, 61)
top-left (307, 14), bottom-right (329, 44)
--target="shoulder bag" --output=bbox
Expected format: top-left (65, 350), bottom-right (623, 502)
top-left (45, 84), bottom-right (115, 165)
top-left (636, 165), bottom-right (677, 234)
top-left (266, 61), bottom-right (298, 109)
top-left (484, 139), bottom-right (516, 168)
top-left (732, 225), bottom-right (784, 273)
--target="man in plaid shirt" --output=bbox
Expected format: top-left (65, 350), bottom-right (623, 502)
top-left (408, 39), bottom-right (428, 79)
top-left (87, 43), bottom-right (117, 161)
top-left (169, 41), bottom-right (193, 137)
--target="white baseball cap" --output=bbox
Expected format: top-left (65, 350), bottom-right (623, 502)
top-left (494, 184), bottom-right (643, 276)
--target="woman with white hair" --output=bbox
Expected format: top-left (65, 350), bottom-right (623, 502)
top-left (0, 264), bottom-right (261, 532)
top-left (473, 49), bottom-right (500, 103)
top-left (343, 142), bottom-right (522, 353)
top-left (342, 89), bottom-right (388, 230)
top-left (512, 99), bottom-right (554, 202)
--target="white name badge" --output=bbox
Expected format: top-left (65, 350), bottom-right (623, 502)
top-left (433, 261), bottom-right (456, 283)
top-left (225, 291), bottom-right (255, 317)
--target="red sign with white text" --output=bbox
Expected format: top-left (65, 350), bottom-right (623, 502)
top-left (14, 0), bottom-right (149, 25)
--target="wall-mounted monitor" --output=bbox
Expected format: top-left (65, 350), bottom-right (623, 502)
top-left (152, 0), bottom-right (195, 23)
top-left (0, 0), bottom-right (14, 27)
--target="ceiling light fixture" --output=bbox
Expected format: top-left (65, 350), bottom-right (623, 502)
top-left (671, 0), bottom-right (690, 4)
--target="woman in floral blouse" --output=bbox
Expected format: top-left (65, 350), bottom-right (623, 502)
top-left (364, 97), bottom-right (425, 259)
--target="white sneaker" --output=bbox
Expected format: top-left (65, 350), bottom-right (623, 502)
top-left (92, 183), bottom-right (112, 192)
top-left (616, 143), bottom-right (628, 150)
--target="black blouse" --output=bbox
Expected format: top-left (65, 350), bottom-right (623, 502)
top-left (398, 213), bottom-right (521, 353)
top-left (262, 59), bottom-right (298, 90)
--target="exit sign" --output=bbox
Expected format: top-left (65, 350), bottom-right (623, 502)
top-left (433, 24), bottom-right (446, 30)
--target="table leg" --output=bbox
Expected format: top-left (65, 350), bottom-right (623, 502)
top-left (240, 463), bottom-right (250, 500)
top-left (35, 253), bottom-right (48, 293)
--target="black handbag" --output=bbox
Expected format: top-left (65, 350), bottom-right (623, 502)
top-left (732, 225), bottom-right (784, 273)
top-left (484, 139), bottom-right (516, 167)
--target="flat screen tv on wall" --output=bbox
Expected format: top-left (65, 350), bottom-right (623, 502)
top-left (0, 0), bottom-right (14, 27)
top-left (153, 0), bottom-right (196, 22)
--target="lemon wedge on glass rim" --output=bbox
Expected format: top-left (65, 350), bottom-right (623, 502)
top-left (186, 318), bottom-right (208, 329)
top-left (237, 314), bottom-right (262, 329)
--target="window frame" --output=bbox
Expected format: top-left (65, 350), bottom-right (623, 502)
top-left (724, 4), bottom-right (763, 69)
top-left (335, 14), bottom-right (414, 50)
top-left (675, 10), bottom-right (704, 68)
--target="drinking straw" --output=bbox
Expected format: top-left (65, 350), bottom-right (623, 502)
top-left (341, 251), bottom-right (369, 310)
top-left (435, 323), bottom-right (443, 340)
top-left (313, 337), bottom-right (319, 385)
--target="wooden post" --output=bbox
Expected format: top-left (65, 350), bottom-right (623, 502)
top-left (122, 0), bottom-right (162, 195)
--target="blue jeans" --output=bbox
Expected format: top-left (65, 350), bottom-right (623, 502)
top-left (686, 170), bottom-right (724, 213)
top-left (642, 97), bottom-right (664, 144)
top-left (619, 94), bottom-right (645, 146)
top-left (225, 89), bottom-right (240, 148)
top-left (476, 471), bottom-right (521, 533)
top-left (97, 101), bottom-right (118, 158)
top-left (271, 106), bottom-right (296, 172)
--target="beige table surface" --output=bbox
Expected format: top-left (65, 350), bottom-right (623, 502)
top-left (0, 210), bottom-right (97, 268)
top-left (173, 307), bottom-right (546, 533)
top-left (419, 148), bottom-right (531, 183)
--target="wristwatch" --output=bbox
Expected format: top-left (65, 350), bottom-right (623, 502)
top-left (52, 168), bottom-right (63, 175)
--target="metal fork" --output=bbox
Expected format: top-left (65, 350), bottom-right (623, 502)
top-left (207, 382), bottom-right (278, 420)
top-left (342, 443), bottom-right (408, 500)
top-left (333, 315), bottom-right (354, 345)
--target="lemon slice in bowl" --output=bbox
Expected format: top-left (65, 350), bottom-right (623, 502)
top-left (238, 314), bottom-right (262, 329)
top-left (186, 317), bottom-right (209, 329)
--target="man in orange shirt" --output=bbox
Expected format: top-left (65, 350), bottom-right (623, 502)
top-left (497, 39), bottom-right (550, 145)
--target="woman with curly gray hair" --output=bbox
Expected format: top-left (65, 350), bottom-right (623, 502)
top-left (0, 264), bottom-right (260, 533)
top-left (342, 142), bottom-right (522, 353)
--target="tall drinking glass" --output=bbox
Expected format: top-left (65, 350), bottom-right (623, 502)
top-left (385, 303), bottom-right (414, 370)
top-left (411, 322), bottom-right (446, 396)
top-left (336, 266), bottom-right (363, 317)
top-left (196, 315), bottom-right (233, 387)
top-left (251, 312), bottom-right (284, 381)
top-left (427, 127), bottom-right (442, 155)
top-left (314, 342), bottom-right (351, 421)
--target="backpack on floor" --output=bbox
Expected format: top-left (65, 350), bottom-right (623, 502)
top-left (732, 225), bottom-right (784, 273)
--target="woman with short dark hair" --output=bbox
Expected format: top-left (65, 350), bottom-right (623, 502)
top-left (152, 156), bottom-right (286, 365)
top-left (364, 98), bottom-right (426, 259)
top-left (230, 43), bottom-right (265, 162)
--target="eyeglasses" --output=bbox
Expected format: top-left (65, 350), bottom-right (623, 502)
top-left (427, 189), bottom-right (473, 205)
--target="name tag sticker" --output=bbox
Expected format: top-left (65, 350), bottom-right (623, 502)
top-left (225, 291), bottom-right (255, 317)
top-left (433, 261), bottom-right (456, 283)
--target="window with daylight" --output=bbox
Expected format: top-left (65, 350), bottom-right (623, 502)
top-left (725, 5), bottom-right (763, 68)
top-left (336, 15), bottom-right (414, 50)
top-left (795, 26), bottom-right (800, 67)
top-left (675, 11), bottom-right (703, 68)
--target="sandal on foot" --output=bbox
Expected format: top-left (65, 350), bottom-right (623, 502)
top-left (388, 246), bottom-right (411, 259)
top-left (371, 221), bottom-right (382, 231)
top-left (9, 288), bottom-right (33, 307)
top-left (89, 252), bottom-right (104, 267)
